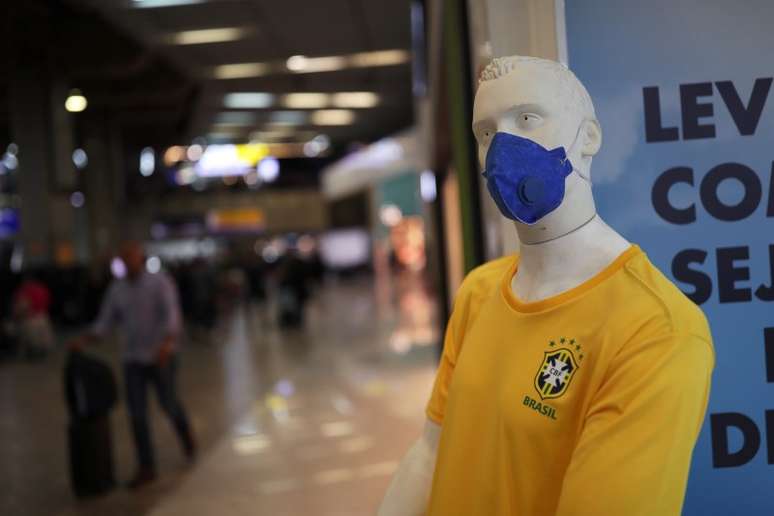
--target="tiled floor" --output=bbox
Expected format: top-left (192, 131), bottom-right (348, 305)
top-left (0, 273), bottom-right (439, 516)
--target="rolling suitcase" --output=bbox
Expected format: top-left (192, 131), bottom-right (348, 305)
top-left (68, 416), bottom-right (116, 497)
top-left (64, 351), bottom-right (118, 497)
top-left (278, 287), bottom-right (302, 328)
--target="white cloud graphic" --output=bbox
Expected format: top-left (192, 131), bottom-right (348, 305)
top-left (591, 87), bottom-right (644, 184)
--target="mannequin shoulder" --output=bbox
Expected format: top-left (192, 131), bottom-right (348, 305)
top-left (622, 252), bottom-right (711, 340)
top-left (454, 255), bottom-right (517, 307)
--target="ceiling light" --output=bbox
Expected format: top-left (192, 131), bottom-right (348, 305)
top-left (70, 191), bottom-right (85, 208)
top-left (311, 109), bottom-right (355, 126)
top-left (215, 111), bottom-right (257, 125)
top-left (146, 256), bottom-right (162, 274)
top-left (286, 55), bottom-right (347, 73)
top-left (214, 63), bottom-right (271, 80)
top-left (270, 111), bottom-right (308, 125)
top-left (72, 148), bottom-right (88, 169)
top-left (249, 128), bottom-right (296, 141)
top-left (213, 49), bottom-right (411, 80)
top-left (140, 147), bottom-right (155, 176)
top-left (186, 144), bottom-right (204, 161)
top-left (349, 49), bottom-right (411, 68)
top-left (65, 90), bottom-right (87, 113)
top-left (223, 93), bottom-right (275, 109)
top-left (132, 0), bottom-right (205, 8)
top-left (331, 92), bottom-right (380, 108)
top-left (313, 134), bottom-right (330, 150)
top-left (303, 134), bottom-right (331, 157)
top-left (283, 93), bottom-right (330, 109)
top-left (207, 132), bottom-right (239, 142)
top-left (286, 55), bottom-right (307, 71)
top-left (164, 146), bottom-right (186, 165)
top-left (257, 157), bottom-right (280, 182)
top-left (168, 27), bottom-right (250, 45)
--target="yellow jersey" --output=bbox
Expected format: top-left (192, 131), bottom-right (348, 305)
top-left (426, 245), bottom-right (713, 516)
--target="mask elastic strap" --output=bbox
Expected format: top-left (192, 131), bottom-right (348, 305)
top-left (560, 122), bottom-right (592, 183)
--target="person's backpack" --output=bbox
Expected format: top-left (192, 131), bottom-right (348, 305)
top-left (64, 351), bottom-right (117, 419)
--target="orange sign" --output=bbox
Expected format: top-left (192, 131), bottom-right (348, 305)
top-left (207, 208), bottom-right (266, 231)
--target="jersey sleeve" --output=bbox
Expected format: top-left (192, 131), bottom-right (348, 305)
top-left (425, 256), bottom-right (515, 425)
top-left (425, 266), bottom-right (487, 424)
top-left (554, 332), bottom-right (714, 516)
top-left (425, 310), bottom-right (460, 424)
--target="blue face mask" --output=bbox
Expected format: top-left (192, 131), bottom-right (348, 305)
top-left (482, 131), bottom-right (577, 225)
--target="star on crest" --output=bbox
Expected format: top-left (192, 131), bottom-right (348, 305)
top-left (547, 337), bottom-right (584, 362)
top-left (570, 339), bottom-right (583, 361)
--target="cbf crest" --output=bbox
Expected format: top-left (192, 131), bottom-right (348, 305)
top-left (534, 338), bottom-right (583, 400)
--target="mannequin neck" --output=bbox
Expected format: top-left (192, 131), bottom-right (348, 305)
top-left (511, 184), bottom-right (631, 302)
top-left (515, 176), bottom-right (596, 245)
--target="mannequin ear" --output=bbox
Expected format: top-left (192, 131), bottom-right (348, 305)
top-left (581, 119), bottom-right (602, 157)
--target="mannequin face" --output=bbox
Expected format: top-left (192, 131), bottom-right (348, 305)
top-left (472, 62), bottom-right (601, 188)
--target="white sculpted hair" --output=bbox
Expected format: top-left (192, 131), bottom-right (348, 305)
top-left (479, 56), bottom-right (596, 120)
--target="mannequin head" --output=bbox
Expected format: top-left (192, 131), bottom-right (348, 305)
top-left (473, 56), bottom-right (601, 180)
top-left (473, 56), bottom-right (602, 240)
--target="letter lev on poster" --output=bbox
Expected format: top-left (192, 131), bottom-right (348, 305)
top-left (646, 79), bottom-right (774, 464)
top-left (566, 0), bottom-right (774, 512)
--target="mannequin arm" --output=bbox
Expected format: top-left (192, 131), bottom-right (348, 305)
top-left (378, 419), bottom-right (441, 516)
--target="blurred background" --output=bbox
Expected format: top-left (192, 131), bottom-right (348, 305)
top-left (0, 0), bottom-right (560, 515)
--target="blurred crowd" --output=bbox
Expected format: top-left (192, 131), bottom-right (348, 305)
top-left (0, 242), bottom-right (327, 362)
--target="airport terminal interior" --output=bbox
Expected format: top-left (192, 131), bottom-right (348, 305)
top-left (2, 1), bottom-right (447, 514)
top-left (4, 0), bottom-right (764, 515)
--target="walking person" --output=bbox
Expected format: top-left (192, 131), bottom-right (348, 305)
top-left (12, 270), bottom-right (55, 359)
top-left (70, 241), bottom-right (196, 489)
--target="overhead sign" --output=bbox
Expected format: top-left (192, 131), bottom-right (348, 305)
top-left (206, 208), bottom-right (266, 232)
top-left (196, 144), bottom-right (270, 177)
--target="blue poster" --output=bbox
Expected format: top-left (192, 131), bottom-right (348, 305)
top-left (565, 0), bottom-right (774, 513)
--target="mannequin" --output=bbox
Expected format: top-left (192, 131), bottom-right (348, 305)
top-left (469, 56), bottom-right (631, 302)
top-left (379, 56), bottom-right (713, 516)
